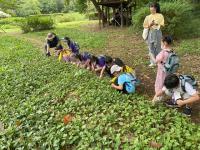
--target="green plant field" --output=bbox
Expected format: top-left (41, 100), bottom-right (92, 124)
top-left (0, 35), bottom-right (200, 149)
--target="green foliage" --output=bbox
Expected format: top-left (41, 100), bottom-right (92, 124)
top-left (56, 0), bottom-right (65, 12)
top-left (160, 1), bottom-right (196, 38)
top-left (0, 0), bottom-right (17, 12)
top-left (132, 7), bottom-right (149, 31)
top-left (76, 0), bottom-right (88, 13)
top-left (16, 0), bottom-right (41, 17)
top-left (132, 1), bottom-right (198, 38)
top-left (57, 13), bottom-right (87, 23)
top-left (86, 12), bottom-right (99, 20)
top-left (38, 0), bottom-right (57, 14)
top-left (0, 35), bottom-right (200, 149)
top-left (19, 16), bottom-right (55, 33)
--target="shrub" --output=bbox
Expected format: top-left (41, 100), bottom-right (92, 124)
top-left (19, 16), bottom-right (55, 33)
top-left (132, 1), bottom-right (196, 38)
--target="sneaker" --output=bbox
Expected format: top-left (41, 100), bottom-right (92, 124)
top-left (152, 96), bottom-right (163, 105)
top-left (148, 63), bottom-right (156, 68)
top-left (182, 107), bottom-right (192, 117)
top-left (165, 100), bottom-right (179, 108)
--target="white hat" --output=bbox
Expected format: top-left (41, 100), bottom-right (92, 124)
top-left (110, 65), bottom-right (122, 74)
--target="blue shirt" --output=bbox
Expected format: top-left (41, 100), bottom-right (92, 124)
top-left (118, 73), bottom-right (136, 93)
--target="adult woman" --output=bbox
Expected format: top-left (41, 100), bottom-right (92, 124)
top-left (143, 2), bottom-right (164, 67)
top-left (44, 32), bottom-right (62, 56)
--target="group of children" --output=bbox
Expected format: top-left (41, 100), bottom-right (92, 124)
top-left (45, 32), bottom-right (140, 94)
top-left (44, 32), bottom-right (199, 117)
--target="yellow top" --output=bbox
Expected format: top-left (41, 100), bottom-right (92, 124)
top-left (123, 65), bottom-right (135, 74)
top-left (143, 13), bottom-right (164, 30)
top-left (58, 49), bottom-right (71, 61)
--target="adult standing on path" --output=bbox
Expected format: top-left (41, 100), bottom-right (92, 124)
top-left (143, 2), bottom-right (164, 67)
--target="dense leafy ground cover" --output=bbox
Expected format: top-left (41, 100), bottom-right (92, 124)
top-left (0, 35), bottom-right (200, 149)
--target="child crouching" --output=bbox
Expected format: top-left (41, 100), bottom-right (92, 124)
top-left (110, 65), bottom-right (139, 94)
top-left (156, 74), bottom-right (199, 116)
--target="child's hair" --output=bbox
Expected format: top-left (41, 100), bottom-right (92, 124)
top-left (105, 56), bottom-right (113, 64)
top-left (113, 58), bottom-right (125, 67)
top-left (162, 36), bottom-right (173, 45)
top-left (164, 74), bottom-right (180, 89)
top-left (74, 54), bottom-right (82, 61)
top-left (149, 2), bottom-right (160, 13)
top-left (64, 37), bottom-right (71, 46)
top-left (90, 55), bottom-right (98, 63)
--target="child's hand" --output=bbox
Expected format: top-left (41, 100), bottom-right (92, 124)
top-left (176, 100), bottom-right (185, 107)
top-left (111, 84), bottom-right (115, 88)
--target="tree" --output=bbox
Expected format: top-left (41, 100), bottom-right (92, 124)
top-left (76, 0), bottom-right (88, 13)
top-left (39, 0), bottom-right (57, 14)
top-left (56, 0), bottom-right (65, 12)
top-left (0, 0), bottom-right (17, 11)
top-left (16, 0), bottom-right (41, 17)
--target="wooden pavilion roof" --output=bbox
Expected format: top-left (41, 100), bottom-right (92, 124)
top-left (97, 0), bottom-right (130, 8)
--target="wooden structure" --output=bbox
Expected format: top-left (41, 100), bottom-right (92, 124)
top-left (97, 0), bottom-right (135, 28)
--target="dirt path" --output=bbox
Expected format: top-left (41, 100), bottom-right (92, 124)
top-left (5, 25), bottom-right (200, 124)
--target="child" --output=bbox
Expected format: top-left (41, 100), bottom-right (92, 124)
top-left (93, 55), bottom-right (107, 78)
top-left (153, 36), bottom-right (173, 103)
top-left (104, 56), bottom-right (113, 77)
top-left (90, 55), bottom-right (113, 78)
top-left (58, 48), bottom-right (72, 62)
top-left (110, 65), bottom-right (137, 94)
top-left (70, 53), bottom-right (82, 67)
top-left (113, 58), bottom-right (125, 67)
top-left (113, 58), bottom-right (136, 76)
top-left (81, 52), bottom-right (94, 70)
top-left (63, 37), bottom-right (80, 54)
top-left (155, 74), bottom-right (199, 116)
top-left (110, 58), bottom-right (136, 83)
top-left (73, 52), bottom-right (93, 69)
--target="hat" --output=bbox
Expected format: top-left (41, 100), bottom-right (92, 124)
top-left (47, 33), bottom-right (55, 40)
top-left (110, 65), bottom-right (122, 74)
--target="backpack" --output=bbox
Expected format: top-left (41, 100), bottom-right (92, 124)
top-left (125, 73), bottom-right (140, 86)
top-left (164, 50), bottom-right (179, 74)
top-left (97, 55), bottom-right (106, 67)
top-left (81, 52), bottom-right (91, 61)
top-left (70, 41), bottom-right (80, 54)
top-left (179, 75), bottom-right (198, 92)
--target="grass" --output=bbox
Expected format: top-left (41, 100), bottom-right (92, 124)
top-left (56, 12), bottom-right (87, 23)
top-left (175, 38), bottom-right (200, 55)
top-left (0, 35), bottom-right (200, 149)
top-left (21, 20), bottom-right (107, 50)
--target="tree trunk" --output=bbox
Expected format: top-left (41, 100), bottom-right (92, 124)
top-left (91, 0), bottom-right (106, 27)
top-left (90, 0), bottom-right (102, 14)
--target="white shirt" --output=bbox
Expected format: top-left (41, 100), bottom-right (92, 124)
top-left (162, 81), bottom-right (197, 100)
